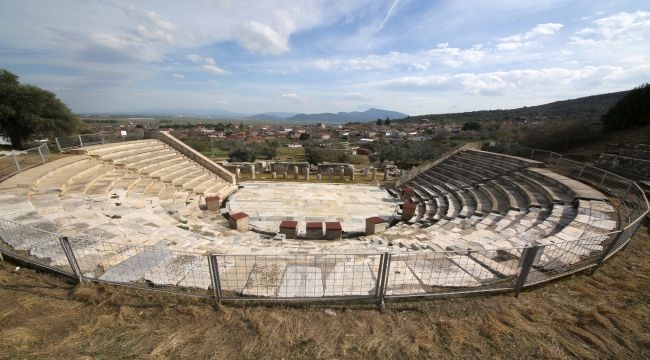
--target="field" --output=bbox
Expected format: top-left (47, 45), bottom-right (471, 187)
top-left (0, 222), bottom-right (648, 359)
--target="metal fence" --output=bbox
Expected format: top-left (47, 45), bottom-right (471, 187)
top-left (55, 132), bottom-right (146, 152)
top-left (0, 143), bottom-right (50, 181)
top-left (0, 146), bottom-right (648, 307)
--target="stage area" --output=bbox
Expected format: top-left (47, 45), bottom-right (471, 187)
top-left (225, 182), bottom-right (399, 234)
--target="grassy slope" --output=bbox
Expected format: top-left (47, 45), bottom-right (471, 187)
top-left (0, 223), bottom-right (648, 359)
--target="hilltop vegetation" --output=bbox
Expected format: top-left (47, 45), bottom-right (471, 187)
top-left (0, 69), bottom-right (84, 148)
top-left (400, 90), bottom-right (628, 125)
top-left (601, 84), bottom-right (650, 131)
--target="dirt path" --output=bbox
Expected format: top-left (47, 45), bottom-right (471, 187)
top-left (1, 223), bottom-right (649, 359)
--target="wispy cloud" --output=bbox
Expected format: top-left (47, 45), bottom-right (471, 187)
top-left (187, 54), bottom-right (228, 75)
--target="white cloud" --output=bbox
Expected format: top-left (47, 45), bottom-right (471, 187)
top-left (186, 54), bottom-right (228, 75)
top-left (571, 11), bottom-right (650, 46)
top-left (497, 22), bottom-right (563, 51)
top-left (280, 93), bottom-right (304, 101)
top-left (314, 43), bottom-right (485, 72)
top-left (172, 73), bottom-right (184, 79)
top-left (236, 21), bottom-right (290, 54)
top-left (370, 66), bottom-right (618, 96)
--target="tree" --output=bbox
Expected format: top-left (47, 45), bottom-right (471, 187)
top-left (229, 147), bottom-right (256, 162)
top-left (0, 69), bottom-right (83, 148)
top-left (299, 132), bottom-right (311, 141)
top-left (601, 83), bottom-right (650, 132)
top-left (304, 146), bottom-right (323, 165)
top-left (462, 121), bottom-right (481, 131)
top-left (384, 117), bottom-right (391, 126)
top-left (376, 118), bottom-right (383, 125)
top-left (260, 141), bottom-right (278, 159)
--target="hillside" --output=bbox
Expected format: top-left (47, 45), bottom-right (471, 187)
top-left (401, 90), bottom-right (629, 124)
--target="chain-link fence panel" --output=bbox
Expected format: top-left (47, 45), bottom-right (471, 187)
top-left (214, 253), bottom-right (383, 301)
top-left (78, 240), bottom-right (209, 296)
top-left (384, 248), bottom-right (523, 298)
top-left (525, 232), bottom-right (616, 286)
top-left (0, 155), bottom-right (18, 180)
top-left (66, 237), bottom-right (212, 298)
top-left (0, 217), bottom-right (73, 276)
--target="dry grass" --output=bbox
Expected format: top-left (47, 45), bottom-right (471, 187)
top-left (0, 223), bottom-right (649, 359)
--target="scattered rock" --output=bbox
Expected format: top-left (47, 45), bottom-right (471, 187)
top-left (323, 309), bottom-right (336, 317)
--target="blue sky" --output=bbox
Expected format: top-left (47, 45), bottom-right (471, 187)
top-left (1, 0), bottom-right (649, 116)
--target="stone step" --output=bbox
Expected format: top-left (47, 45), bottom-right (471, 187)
top-left (241, 260), bottom-right (287, 297)
top-left (324, 260), bottom-right (377, 296)
top-left (98, 246), bottom-right (175, 283)
top-left (277, 265), bottom-right (324, 297)
top-left (85, 139), bottom-right (161, 156)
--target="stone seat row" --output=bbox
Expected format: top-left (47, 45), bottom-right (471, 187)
top-left (85, 140), bottom-right (235, 197)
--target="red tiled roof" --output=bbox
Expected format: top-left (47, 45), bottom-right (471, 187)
top-left (306, 222), bottom-right (322, 229)
top-left (403, 202), bottom-right (417, 210)
top-left (325, 222), bottom-right (342, 230)
top-left (230, 212), bottom-right (248, 220)
top-left (366, 216), bottom-right (386, 224)
top-left (279, 220), bottom-right (298, 228)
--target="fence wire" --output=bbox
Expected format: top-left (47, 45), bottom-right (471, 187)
top-left (67, 237), bottom-right (211, 298)
top-left (214, 254), bottom-right (382, 301)
top-left (384, 248), bottom-right (523, 298)
top-left (0, 217), bottom-right (73, 276)
top-left (0, 143), bottom-right (50, 181)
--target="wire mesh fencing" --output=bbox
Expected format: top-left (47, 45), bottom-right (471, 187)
top-left (0, 217), bottom-right (73, 276)
top-left (55, 134), bottom-right (105, 152)
top-left (66, 237), bottom-right (212, 298)
top-left (211, 253), bottom-right (384, 302)
top-left (383, 248), bottom-right (524, 298)
top-left (55, 132), bottom-right (147, 152)
top-left (0, 143), bottom-right (50, 181)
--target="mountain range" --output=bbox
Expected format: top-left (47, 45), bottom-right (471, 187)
top-left (244, 108), bottom-right (408, 123)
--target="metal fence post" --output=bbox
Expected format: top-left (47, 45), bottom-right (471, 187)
top-left (598, 172), bottom-right (607, 188)
top-left (59, 236), bottom-right (84, 282)
top-left (207, 254), bottom-right (223, 304)
top-left (514, 245), bottom-right (541, 297)
top-left (11, 151), bottom-right (20, 172)
top-left (55, 137), bottom-right (63, 153)
top-left (375, 253), bottom-right (391, 311)
top-left (530, 149), bottom-right (535, 160)
top-left (78, 135), bottom-right (84, 148)
top-left (37, 145), bottom-right (45, 163)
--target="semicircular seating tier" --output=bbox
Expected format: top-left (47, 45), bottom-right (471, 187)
top-left (0, 142), bottom-right (620, 296)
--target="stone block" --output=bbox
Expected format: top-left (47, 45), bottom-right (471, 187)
top-left (366, 216), bottom-right (387, 235)
top-left (305, 222), bottom-right (323, 239)
top-left (279, 220), bottom-right (298, 239)
top-left (402, 202), bottom-right (417, 221)
top-left (229, 212), bottom-right (249, 232)
top-left (324, 221), bottom-right (342, 240)
top-left (205, 195), bottom-right (220, 211)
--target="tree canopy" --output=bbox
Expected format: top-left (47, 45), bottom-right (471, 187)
top-left (229, 147), bottom-right (256, 162)
top-left (0, 69), bottom-right (83, 148)
top-left (601, 83), bottom-right (650, 132)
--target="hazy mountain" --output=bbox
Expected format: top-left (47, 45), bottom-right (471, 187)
top-left (287, 108), bottom-right (408, 123)
top-left (247, 112), bottom-right (299, 121)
